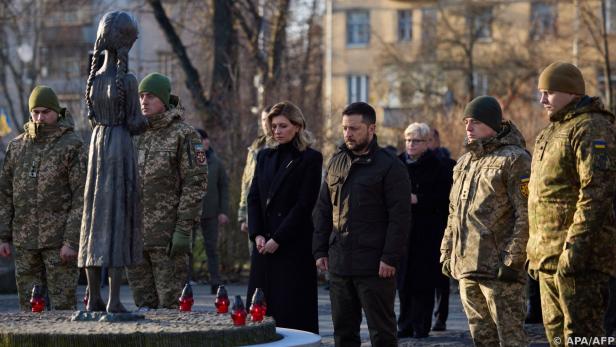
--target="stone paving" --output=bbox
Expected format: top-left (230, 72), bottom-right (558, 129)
top-left (0, 281), bottom-right (551, 346)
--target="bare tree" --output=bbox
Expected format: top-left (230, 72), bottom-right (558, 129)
top-left (0, 0), bottom-right (42, 129)
top-left (234, 0), bottom-right (290, 109)
top-left (375, 1), bottom-right (552, 156)
top-left (147, 0), bottom-right (216, 127)
top-left (579, 0), bottom-right (613, 112)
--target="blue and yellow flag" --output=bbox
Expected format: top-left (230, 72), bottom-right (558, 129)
top-left (0, 108), bottom-right (11, 137)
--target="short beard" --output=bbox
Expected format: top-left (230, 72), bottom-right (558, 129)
top-left (348, 138), bottom-right (370, 154)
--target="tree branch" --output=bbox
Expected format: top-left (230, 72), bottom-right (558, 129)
top-left (147, 0), bottom-right (213, 122)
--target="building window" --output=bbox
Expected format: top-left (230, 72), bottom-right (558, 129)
top-left (421, 7), bottom-right (437, 42)
top-left (473, 71), bottom-right (489, 96)
top-left (346, 10), bottom-right (370, 46)
top-left (157, 51), bottom-right (177, 79)
top-left (468, 6), bottom-right (492, 41)
top-left (530, 2), bottom-right (557, 40)
top-left (63, 55), bottom-right (82, 78)
top-left (597, 68), bottom-right (616, 100)
top-left (606, 0), bottom-right (616, 34)
top-left (45, 47), bottom-right (83, 79)
top-left (44, 3), bottom-right (92, 27)
top-left (398, 10), bottom-right (413, 42)
top-left (347, 75), bottom-right (369, 103)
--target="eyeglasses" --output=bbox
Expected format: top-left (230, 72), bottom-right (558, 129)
top-left (406, 139), bottom-right (427, 144)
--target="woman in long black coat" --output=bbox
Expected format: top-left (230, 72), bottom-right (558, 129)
top-left (396, 122), bottom-right (453, 338)
top-left (247, 101), bottom-right (323, 334)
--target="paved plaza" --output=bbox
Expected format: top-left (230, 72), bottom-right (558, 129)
top-left (0, 280), bottom-right (554, 346)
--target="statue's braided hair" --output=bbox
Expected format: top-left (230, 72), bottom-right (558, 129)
top-left (85, 36), bottom-right (102, 120)
top-left (115, 46), bottom-right (130, 119)
top-left (84, 11), bottom-right (138, 121)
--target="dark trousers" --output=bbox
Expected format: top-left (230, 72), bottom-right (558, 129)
top-left (434, 274), bottom-right (450, 324)
top-left (398, 289), bottom-right (434, 336)
top-left (190, 218), bottom-right (221, 284)
top-left (527, 274), bottom-right (542, 317)
top-left (201, 217), bottom-right (221, 285)
top-left (329, 273), bottom-right (397, 347)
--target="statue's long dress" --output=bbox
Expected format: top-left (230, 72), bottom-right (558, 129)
top-left (78, 71), bottom-right (143, 268)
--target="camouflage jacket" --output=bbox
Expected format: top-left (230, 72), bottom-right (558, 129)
top-left (0, 111), bottom-right (86, 250)
top-left (237, 135), bottom-right (267, 223)
top-left (527, 96), bottom-right (616, 276)
top-left (134, 97), bottom-right (208, 249)
top-left (440, 121), bottom-right (531, 280)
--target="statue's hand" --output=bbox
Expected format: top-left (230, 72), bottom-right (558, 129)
top-left (167, 231), bottom-right (191, 257)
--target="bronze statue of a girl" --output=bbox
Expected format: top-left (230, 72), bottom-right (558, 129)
top-left (78, 11), bottom-right (147, 313)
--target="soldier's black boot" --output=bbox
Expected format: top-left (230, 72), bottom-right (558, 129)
top-left (525, 275), bottom-right (542, 324)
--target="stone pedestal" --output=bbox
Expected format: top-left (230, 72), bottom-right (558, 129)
top-left (0, 309), bottom-right (278, 346)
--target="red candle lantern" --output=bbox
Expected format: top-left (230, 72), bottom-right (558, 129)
top-left (214, 285), bottom-right (230, 314)
top-left (178, 282), bottom-right (194, 312)
top-left (249, 288), bottom-right (267, 322)
top-left (30, 284), bottom-right (45, 313)
top-left (231, 295), bottom-right (247, 326)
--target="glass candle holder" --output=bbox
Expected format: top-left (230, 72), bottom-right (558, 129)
top-left (178, 282), bottom-right (194, 312)
top-left (214, 285), bottom-right (230, 314)
top-left (30, 285), bottom-right (45, 313)
top-left (231, 295), bottom-right (247, 326)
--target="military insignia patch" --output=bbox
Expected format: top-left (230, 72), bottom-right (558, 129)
top-left (520, 176), bottom-right (530, 198)
top-left (593, 140), bottom-right (607, 149)
top-left (592, 140), bottom-right (608, 170)
top-left (194, 144), bottom-right (206, 166)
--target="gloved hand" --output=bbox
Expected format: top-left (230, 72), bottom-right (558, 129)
top-left (167, 231), bottom-right (191, 257)
top-left (497, 264), bottom-right (519, 282)
top-left (441, 259), bottom-right (452, 279)
top-left (557, 247), bottom-right (582, 277)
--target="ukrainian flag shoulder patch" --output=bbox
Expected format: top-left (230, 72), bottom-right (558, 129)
top-left (593, 140), bottom-right (607, 149)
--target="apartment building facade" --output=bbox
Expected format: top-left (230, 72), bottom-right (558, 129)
top-left (323, 0), bottom-right (616, 149)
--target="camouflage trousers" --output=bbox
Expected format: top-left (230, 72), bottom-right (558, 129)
top-left (126, 247), bottom-right (188, 309)
top-left (539, 270), bottom-right (609, 347)
top-left (14, 247), bottom-right (78, 311)
top-left (459, 277), bottom-right (528, 347)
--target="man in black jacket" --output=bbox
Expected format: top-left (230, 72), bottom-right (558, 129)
top-left (313, 102), bottom-right (411, 347)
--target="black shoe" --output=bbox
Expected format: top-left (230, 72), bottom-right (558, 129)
top-left (397, 330), bottom-right (413, 338)
top-left (432, 320), bottom-right (446, 331)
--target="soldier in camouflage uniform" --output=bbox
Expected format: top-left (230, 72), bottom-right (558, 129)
top-left (527, 62), bottom-right (616, 347)
top-left (238, 107), bottom-right (269, 253)
top-left (126, 73), bottom-right (208, 309)
top-left (0, 86), bottom-right (86, 310)
top-left (440, 96), bottom-right (530, 347)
